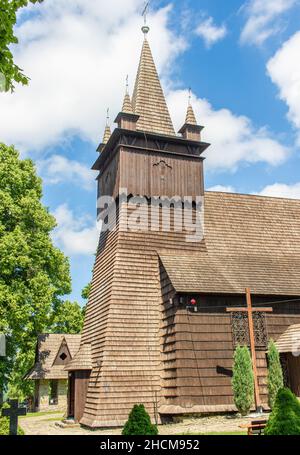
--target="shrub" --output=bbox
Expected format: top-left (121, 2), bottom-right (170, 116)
top-left (267, 340), bottom-right (284, 409)
top-left (265, 388), bottom-right (300, 435)
top-left (0, 402), bottom-right (25, 435)
top-left (122, 404), bottom-right (158, 435)
top-left (232, 345), bottom-right (254, 416)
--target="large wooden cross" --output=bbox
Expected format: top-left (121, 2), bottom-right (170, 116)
top-left (227, 288), bottom-right (273, 412)
top-left (2, 399), bottom-right (26, 435)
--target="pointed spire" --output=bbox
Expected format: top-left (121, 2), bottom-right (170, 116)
top-left (178, 91), bottom-right (202, 141)
top-left (185, 104), bottom-right (197, 125)
top-left (122, 93), bottom-right (133, 114)
top-left (102, 125), bottom-right (111, 144)
top-left (122, 76), bottom-right (133, 113)
top-left (132, 33), bottom-right (175, 137)
top-left (102, 108), bottom-right (111, 144)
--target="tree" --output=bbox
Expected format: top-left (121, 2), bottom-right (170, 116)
top-left (265, 388), bottom-right (300, 435)
top-left (0, 0), bottom-right (43, 92)
top-left (232, 345), bottom-right (254, 416)
top-left (0, 143), bottom-right (71, 399)
top-left (267, 340), bottom-right (284, 409)
top-left (122, 404), bottom-right (158, 436)
top-left (51, 300), bottom-right (84, 334)
top-left (81, 283), bottom-right (91, 301)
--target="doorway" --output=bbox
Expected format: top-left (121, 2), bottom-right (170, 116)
top-left (68, 373), bottom-right (75, 418)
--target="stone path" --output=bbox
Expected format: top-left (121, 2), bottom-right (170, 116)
top-left (19, 413), bottom-right (266, 436)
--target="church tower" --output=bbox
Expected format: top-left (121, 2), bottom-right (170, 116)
top-left (66, 23), bottom-right (209, 428)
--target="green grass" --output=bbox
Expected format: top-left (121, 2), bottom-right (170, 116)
top-left (20, 411), bottom-right (64, 419)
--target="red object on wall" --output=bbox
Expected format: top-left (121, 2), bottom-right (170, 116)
top-left (190, 299), bottom-right (197, 306)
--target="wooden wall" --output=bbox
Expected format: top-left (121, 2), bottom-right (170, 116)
top-left (160, 284), bottom-right (300, 414)
top-left (119, 148), bottom-right (204, 200)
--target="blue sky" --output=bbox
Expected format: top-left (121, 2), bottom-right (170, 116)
top-left (1, 0), bottom-right (300, 304)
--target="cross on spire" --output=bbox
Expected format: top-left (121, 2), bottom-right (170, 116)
top-left (142, 1), bottom-right (149, 25)
top-left (126, 75), bottom-right (129, 95)
top-left (106, 108), bottom-right (110, 127)
top-left (141, 1), bottom-right (150, 36)
top-left (188, 87), bottom-right (192, 106)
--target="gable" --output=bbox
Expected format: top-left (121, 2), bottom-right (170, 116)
top-left (52, 339), bottom-right (72, 366)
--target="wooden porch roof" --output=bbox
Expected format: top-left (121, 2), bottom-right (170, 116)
top-left (275, 324), bottom-right (300, 354)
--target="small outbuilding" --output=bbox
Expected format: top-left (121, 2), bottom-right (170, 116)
top-left (25, 334), bottom-right (81, 412)
top-left (276, 324), bottom-right (300, 397)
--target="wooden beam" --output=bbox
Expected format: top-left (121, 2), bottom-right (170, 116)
top-left (227, 308), bottom-right (273, 313)
top-left (227, 289), bottom-right (274, 413)
top-left (246, 288), bottom-right (261, 411)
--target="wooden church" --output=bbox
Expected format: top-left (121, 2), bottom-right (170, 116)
top-left (65, 23), bottom-right (300, 428)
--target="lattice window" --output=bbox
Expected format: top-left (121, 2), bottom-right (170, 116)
top-left (231, 312), bottom-right (268, 349)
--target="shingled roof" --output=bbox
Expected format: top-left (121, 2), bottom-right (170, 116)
top-left (159, 191), bottom-right (300, 296)
top-left (275, 324), bottom-right (300, 354)
top-left (25, 334), bottom-right (81, 380)
top-left (132, 37), bottom-right (175, 137)
top-left (64, 343), bottom-right (92, 371)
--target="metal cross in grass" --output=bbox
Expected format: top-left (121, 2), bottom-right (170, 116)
top-left (2, 399), bottom-right (27, 435)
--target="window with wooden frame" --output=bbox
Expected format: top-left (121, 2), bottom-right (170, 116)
top-left (49, 380), bottom-right (58, 405)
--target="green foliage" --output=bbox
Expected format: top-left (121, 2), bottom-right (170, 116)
top-left (122, 404), bottom-right (158, 436)
top-left (0, 143), bottom-right (71, 398)
top-left (81, 283), bottom-right (91, 300)
top-left (232, 345), bottom-right (254, 416)
top-left (0, 402), bottom-right (24, 435)
top-left (267, 340), bottom-right (284, 409)
top-left (0, 0), bottom-right (43, 92)
top-left (0, 417), bottom-right (24, 435)
top-left (51, 300), bottom-right (85, 334)
top-left (265, 388), bottom-right (300, 435)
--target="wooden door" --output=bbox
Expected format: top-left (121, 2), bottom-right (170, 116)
top-left (74, 371), bottom-right (91, 423)
top-left (68, 373), bottom-right (75, 418)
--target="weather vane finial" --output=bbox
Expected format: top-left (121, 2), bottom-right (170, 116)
top-left (188, 88), bottom-right (192, 106)
top-left (141, 1), bottom-right (150, 37)
top-left (106, 108), bottom-right (110, 126)
top-left (126, 75), bottom-right (129, 94)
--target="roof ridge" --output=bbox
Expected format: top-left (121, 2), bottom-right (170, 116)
top-left (205, 191), bottom-right (300, 203)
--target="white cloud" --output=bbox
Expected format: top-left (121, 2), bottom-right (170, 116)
top-left (267, 31), bottom-right (300, 142)
top-left (167, 89), bottom-right (289, 171)
top-left (0, 0), bottom-right (185, 153)
top-left (52, 204), bottom-right (99, 256)
top-left (0, 0), bottom-right (291, 175)
top-left (207, 185), bottom-right (236, 193)
top-left (37, 155), bottom-right (95, 191)
top-left (195, 16), bottom-right (227, 48)
top-left (240, 0), bottom-right (297, 46)
top-left (258, 182), bottom-right (300, 199)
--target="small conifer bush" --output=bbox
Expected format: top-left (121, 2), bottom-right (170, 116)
top-left (267, 340), bottom-right (284, 409)
top-left (232, 345), bottom-right (254, 416)
top-left (265, 388), bottom-right (300, 435)
top-left (122, 404), bottom-right (158, 436)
